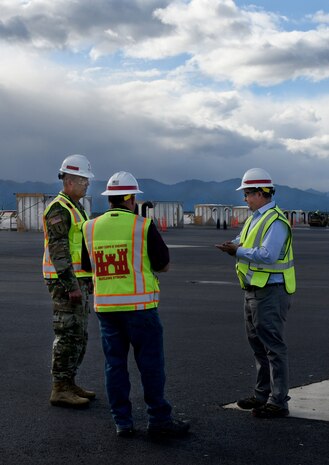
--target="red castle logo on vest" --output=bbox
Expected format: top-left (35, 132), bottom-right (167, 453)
top-left (94, 248), bottom-right (130, 278)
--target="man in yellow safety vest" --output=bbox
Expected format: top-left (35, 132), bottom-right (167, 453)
top-left (43, 154), bottom-right (96, 408)
top-left (216, 168), bottom-right (296, 419)
top-left (82, 171), bottom-right (190, 437)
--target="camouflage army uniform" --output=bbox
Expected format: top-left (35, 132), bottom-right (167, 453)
top-left (44, 193), bottom-right (92, 383)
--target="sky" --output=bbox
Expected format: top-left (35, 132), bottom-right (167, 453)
top-left (1, 0), bottom-right (329, 191)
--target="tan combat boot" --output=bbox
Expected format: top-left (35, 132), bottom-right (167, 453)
top-left (50, 381), bottom-right (90, 408)
top-left (70, 379), bottom-right (96, 400)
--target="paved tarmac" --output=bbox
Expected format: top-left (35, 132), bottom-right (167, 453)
top-left (1, 226), bottom-right (329, 465)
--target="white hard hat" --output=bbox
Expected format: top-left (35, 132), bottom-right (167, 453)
top-left (236, 168), bottom-right (274, 191)
top-left (101, 171), bottom-right (143, 196)
top-left (59, 154), bottom-right (94, 179)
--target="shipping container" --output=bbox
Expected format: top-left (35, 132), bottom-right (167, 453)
top-left (0, 211), bottom-right (17, 231)
top-left (137, 200), bottom-right (184, 229)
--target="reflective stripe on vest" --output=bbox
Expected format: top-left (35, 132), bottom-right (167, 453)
top-left (236, 206), bottom-right (296, 294)
top-left (43, 193), bottom-right (92, 279)
top-left (84, 219), bottom-right (95, 273)
top-left (94, 292), bottom-right (160, 306)
top-left (43, 263), bottom-right (86, 273)
top-left (83, 210), bottom-right (160, 312)
top-left (238, 258), bottom-right (294, 270)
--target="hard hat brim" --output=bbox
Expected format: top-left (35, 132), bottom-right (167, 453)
top-left (101, 189), bottom-right (143, 196)
top-left (59, 169), bottom-right (94, 179)
top-left (236, 183), bottom-right (274, 191)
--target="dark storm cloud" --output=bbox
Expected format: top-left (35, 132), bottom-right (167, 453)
top-left (0, 0), bottom-right (172, 50)
top-left (0, 17), bottom-right (30, 41)
top-left (0, 78), bottom-right (259, 184)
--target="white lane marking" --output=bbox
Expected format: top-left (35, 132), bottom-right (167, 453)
top-left (223, 380), bottom-right (329, 422)
top-left (188, 280), bottom-right (238, 285)
top-left (288, 381), bottom-right (329, 421)
top-left (168, 245), bottom-right (208, 248)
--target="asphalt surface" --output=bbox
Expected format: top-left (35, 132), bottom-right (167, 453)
top-left (1, 226), bottom-right (329, 465)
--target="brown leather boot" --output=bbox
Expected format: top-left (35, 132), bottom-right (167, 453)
top-left (70, 382), bottom-right (96, 400)
top-left (50, 381), bottom-right (90, 408)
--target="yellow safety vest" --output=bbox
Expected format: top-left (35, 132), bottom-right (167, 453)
top-left (83, 209), bottom-right (160, 312)
top-left (236, 206), bottom-right (296, 294)
top-left (43, 193), bottom-right (92, 279)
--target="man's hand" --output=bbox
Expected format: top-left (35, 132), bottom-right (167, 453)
top-left (88, 281), bottom-right (94, 294)
top-left (68, 288), bottom-right (83, 303)
top-left (215, 241), bottom-right (239, 256)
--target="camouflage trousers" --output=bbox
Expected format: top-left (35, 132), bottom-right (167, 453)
top-left (47, 279), bottom-right (90, 382)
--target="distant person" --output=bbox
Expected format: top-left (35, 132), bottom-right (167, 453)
top-left (43, 154), bottom-right (95, 408)
top-left (82, 171), bottom-right (190, 437)
top-left (216, 168), bottom-right (296, 418)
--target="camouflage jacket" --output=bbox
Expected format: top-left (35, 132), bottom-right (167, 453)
top-left (44, 192), bottom-right (90, 292)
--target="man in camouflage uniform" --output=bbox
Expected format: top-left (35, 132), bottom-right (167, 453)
top-left (43, 154), bottom-right (96, 408)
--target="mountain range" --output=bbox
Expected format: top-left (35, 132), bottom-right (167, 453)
top-left (1, 178), bottom-right (329, 213)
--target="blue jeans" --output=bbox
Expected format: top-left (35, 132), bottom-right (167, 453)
top-left (97, 308), bottom-right (172, 427)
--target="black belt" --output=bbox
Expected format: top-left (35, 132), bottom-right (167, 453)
top-left (244, 283), bottom-right (284, 291)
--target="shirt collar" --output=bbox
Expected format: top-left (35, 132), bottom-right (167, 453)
top-left (109, 206), bottom-right (133, 213)
top-left (255, 200), bottom-right (276, 216)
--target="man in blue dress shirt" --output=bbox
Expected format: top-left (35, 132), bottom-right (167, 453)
top-left (217, 168), bottom-right (296, 418)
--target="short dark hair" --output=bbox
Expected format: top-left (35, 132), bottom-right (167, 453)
top-left (258, 187), bottom-right (275, 198)
top-left (108, 195), bottom-right (125, 207)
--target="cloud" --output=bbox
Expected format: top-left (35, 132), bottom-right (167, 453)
top-left (125, 0), bottom-right (329, 86)
top-left (284, 135), bottom-right (329, 159)
top-left (0, 0), bottom-right (329, 192)
top-left (2, 1), bottom-right (329, 85)
top-left (309, 10), bottom-right (329, 24)
top-left (0, 0), bottom-right (170, 53)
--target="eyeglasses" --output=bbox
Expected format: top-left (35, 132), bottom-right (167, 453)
top-left (244, 190), bottom-right (257, 198)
